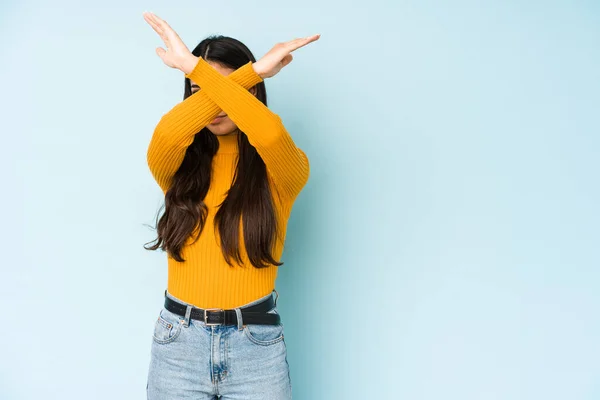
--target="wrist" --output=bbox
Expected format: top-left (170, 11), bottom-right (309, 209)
top-left (180, 55), bottom-right (199, 75)
top-left (251, 62), bottom-right (266, 80)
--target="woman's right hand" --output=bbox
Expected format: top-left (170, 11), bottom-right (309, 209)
top-left (143, 11), bottom-right (192, 70)
top-left (253, 35), bottom-right (321, 79)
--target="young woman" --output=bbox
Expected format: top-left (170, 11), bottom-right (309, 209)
top-left (142, 11), bottom-right (319, 399)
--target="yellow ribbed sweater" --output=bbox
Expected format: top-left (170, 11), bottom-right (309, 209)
top-left (146, 57), bottom-right (309, 309)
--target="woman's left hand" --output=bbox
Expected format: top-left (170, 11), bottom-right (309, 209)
top-left (143, 11), bottom-right (192, 70)
top-left (253, 35), bottom-right (321, 79)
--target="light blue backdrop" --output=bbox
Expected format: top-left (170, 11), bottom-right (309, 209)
top-left (2, 0), bottom-right (599, 398)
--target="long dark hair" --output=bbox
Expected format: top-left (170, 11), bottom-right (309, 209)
top-left (144, 35), bottom-right (284, 269)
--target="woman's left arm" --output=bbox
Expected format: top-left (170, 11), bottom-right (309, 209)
top-left (184, 56), bottom-right (309, 203)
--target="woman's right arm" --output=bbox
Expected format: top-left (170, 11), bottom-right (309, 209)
top-left (147, 61), bottom-right (263, 193)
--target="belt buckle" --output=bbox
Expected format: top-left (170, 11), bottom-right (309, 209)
top-left (204, 308), bottom-right (224, 326)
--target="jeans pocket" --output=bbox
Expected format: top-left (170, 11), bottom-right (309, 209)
top-left (243, 323), bottom-right (285, 346)
top-left (242, 309), bottom-right (284, 346)
top-left (152, 308), bottom-right (183, 344)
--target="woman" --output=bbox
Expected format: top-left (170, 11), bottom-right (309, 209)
top-left (142, 11), bottom-right (319, 399)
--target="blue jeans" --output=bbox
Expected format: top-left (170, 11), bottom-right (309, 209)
top-left (146, 290), bottom-right (292, 399)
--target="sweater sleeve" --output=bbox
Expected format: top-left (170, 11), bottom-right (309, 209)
top-left (185, 57), bottom-right (310, 204)
top-left (147, 61), bottom-right (264, 193)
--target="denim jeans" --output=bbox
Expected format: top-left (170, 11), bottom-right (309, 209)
top-left (146, 290), bottom-right (292, 399)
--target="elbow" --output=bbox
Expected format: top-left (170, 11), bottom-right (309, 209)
top-left (146, 126), bottom-right (163, 168)
top-left (284, 149), bottom-right (310, 201)
top-left (299, 149), bottom-right (310, 189)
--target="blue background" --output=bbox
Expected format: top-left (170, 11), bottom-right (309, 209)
top-left (2, 0), bottom-right (599, 398)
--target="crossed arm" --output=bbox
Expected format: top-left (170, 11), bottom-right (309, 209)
top-left (147, 57), bottom-right (309, 203)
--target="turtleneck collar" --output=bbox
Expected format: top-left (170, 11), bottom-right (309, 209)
top-left (215, 132), bottom-right (239, 155)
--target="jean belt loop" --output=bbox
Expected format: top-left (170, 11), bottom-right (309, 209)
top-left (183, 305), bottom-right (192, 328)
top-left (234, 308), bottom-right (244, 331)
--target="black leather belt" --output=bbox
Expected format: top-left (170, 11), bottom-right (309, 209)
top-left (163, 290), bottom-right (281, 326)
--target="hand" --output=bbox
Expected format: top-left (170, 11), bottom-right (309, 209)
top-left (253, 34), bottom-right (321, 79)
top-left (143, 11), bottom-right (192, 70)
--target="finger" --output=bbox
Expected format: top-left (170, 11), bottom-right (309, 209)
top-left (149, 12), bottom-right (172, 31)
top-left (144, 12), bottom-right (160, 27)
top-left (144, 15), bottom-right (171, 46)
top-left (144, 14), bottom-right (164, 36)
top-left (143, 13), bottom-right (165, 37)
top-left (285, 34), bottom-right (320, 52)
top-left (287, 34), bottom-right (320, 45)
top-left (145, 11), bottom-right (162, 24)
top-left (281, 53), bottom-right (293, 68)
top-left (146, 12), bottom-right (180, 42)
top-left (156, 17), bottom-right (181, 41)
top-left (146, 12), bottom-right (170, 35)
